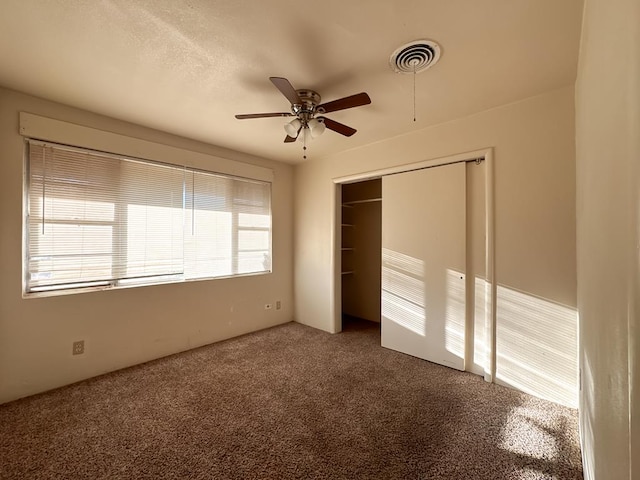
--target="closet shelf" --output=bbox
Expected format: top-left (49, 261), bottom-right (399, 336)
top-left (341, 223), bottom-right (354, 227)
top-left (341, 248), bottom-right (355, 251)
top-left (342, 198), bottom-right (382, 205)
top-left (341, 271), bottom-right (354, 275)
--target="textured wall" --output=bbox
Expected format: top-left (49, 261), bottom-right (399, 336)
top-left (575, 0), bottom-right (640, 478)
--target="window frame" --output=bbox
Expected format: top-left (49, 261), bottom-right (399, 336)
top-left (23, 139), bottom-right (273, 298)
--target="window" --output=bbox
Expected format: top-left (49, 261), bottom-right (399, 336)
top-left (25, 140), bottom-right (272, 294)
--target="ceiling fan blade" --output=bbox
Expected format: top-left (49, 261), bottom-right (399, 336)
top-left (270, 77), bottom-right (302, 105)
top-left (319, 117), bottom-right (357, 137)
top-left (235, 112), bottom-right (292, 119)
top-left (318, 92), bottom-right (371, 114)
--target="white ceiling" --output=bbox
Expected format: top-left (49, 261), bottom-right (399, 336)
top-left (0, 0), bottom-right (584, 164)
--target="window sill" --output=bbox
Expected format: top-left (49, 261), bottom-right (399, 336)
top-left (22, 270), bottom-right (272, 299)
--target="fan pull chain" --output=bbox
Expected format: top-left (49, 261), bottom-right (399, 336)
top-left (413, 64), bottom-right (416, 122)
top-left (303, 126), bottom-right (307, 160)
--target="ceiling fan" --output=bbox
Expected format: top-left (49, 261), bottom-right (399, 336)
top-left (235, 77), bottom-right (371, 145)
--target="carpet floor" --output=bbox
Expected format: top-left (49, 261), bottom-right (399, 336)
top-left (0, 319), bottom-right (582, 479)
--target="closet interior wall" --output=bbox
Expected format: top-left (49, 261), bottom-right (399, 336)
top-left (341, 179), bottom-right (382, 324)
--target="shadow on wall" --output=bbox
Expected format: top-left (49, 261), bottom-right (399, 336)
top-left (496, 284), bottom-right (578, 408)
top-left (381, 247), bottom-right (578, 408)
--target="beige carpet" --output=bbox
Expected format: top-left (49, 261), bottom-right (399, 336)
top-left (0, 318), bottom-right (582, 479)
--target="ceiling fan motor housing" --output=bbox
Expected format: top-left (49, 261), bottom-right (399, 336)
top-left (292, 89), bottom-right (322, 119)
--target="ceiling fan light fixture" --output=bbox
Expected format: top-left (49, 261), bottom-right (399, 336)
top-left (297, 125), bottom-right (311, 143)
top-left (308, 118), bottom-right (326, 138)
top-left (236, 76), bottom-right (370, 148)
top-left (284, 118), bottom-right (301, 137)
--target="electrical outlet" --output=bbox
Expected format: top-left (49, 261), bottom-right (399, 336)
top-left (265, 303), bottom-right (272, 310)
top-left (72, 340), bottom-right (84, 355)
top-left (276, 300), bottom-right (281, 310)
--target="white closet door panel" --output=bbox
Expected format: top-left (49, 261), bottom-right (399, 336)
top-left (381, 162), bottom-right (466, 370)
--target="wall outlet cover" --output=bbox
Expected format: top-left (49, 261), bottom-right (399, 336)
top-left (72, 340), bottom-right (84, 355)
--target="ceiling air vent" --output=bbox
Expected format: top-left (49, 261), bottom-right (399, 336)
top-left (389, 40), bottom-right (441, 74)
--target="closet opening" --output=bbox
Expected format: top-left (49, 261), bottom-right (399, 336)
top-left (339, 178), bottom-right (382, 332)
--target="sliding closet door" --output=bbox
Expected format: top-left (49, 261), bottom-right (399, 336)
top-left (381, 162), bottom-right (466, 370)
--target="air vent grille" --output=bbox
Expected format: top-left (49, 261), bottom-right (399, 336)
top-left (390, 40), bottom-right (441, 74)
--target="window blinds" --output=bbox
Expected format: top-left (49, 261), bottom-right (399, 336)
top-left (26, 140), bottom-right (272, 293)
top-left (183, 170), bottom-right (271, 279)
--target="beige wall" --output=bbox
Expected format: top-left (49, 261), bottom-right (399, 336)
top-left (0, 88), bottom-right (294, 404)
top-left (294, 86), bottom-right (578, 405)
top-left (575, 0), bottom-right (640, 478)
